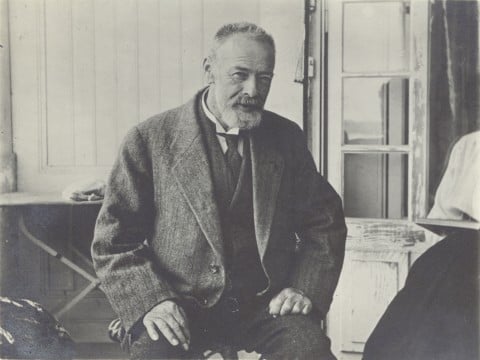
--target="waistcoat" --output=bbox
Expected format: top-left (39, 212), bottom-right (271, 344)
top-left (196, 101), bottom-right (268, 299)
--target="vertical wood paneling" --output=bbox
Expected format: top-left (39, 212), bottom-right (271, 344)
top-left (12, 0), bottom-right (305, 191)
top-left (45, 0), bottom-right (75, 166)
top-left (181, 0), bottom-right (204, 101)
top-left (116, 0), bottom-right (139, 141)
top-left (203, 0), bottom-right (260, 51)
top-left (259, 0), bottom-right (304, 126)
top-left (10, 0), bottom-right (41, 190)
top-left (343, 259), bottom-right (398, 344)
top-left (336, 251), bottom-right (408, 353)
top-left (158, 0), bottom-right (182, 111)
top-left (202, 0), bottom-right (260, 66)
top-left (72, 0), bottom-right (96, 166)
top-left (94, 0), bottom-right (117, 166)
top-left (138, 0), bottom-right (162, 121)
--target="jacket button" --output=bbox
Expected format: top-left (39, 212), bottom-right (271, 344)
top-left (209, 264), bottom-right (220, 274)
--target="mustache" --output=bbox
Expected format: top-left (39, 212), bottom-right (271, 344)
top-left (236, 96), bottom-right (263, 108)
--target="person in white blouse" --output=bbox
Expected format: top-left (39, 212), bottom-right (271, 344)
top-left (428, 131), bottom-right (480, 222)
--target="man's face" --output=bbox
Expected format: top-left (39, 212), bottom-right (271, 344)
top-left (205, 34), bottom-right (275, 130)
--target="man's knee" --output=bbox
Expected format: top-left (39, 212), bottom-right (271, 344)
top-left (124, 325), bottom-right (188, 360)
top-left (266, 315), bottom-right (335, 359)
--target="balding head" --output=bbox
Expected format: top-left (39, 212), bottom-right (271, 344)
top-left (207, 22), bottom-right (276, 66)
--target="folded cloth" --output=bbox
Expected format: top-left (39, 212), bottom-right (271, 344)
top-left (62, 178), bottom-right (106, 202)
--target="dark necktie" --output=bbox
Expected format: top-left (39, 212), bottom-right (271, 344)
top-left (219, 133), bottom-right (242, 185)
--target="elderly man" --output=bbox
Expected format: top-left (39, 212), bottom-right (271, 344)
top-left (92, 22), bottom-right (346, 359)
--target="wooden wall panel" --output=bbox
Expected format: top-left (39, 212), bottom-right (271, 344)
top-left (10, 0), bottom-right (41, 186)
top-left (45, 0), bottom-right (75, 166)
top-left (157, 0), bottom-right (182, 111)
top-left (11, 0), bottom-right (304, 191)
top-left (94, 0), bottom-right (117, 166)
top-left (72, 0), bottom-right (96, 166)
top-left (116, 0), bottom-right (139, 141)
top-left (203, 0), bottom-right (260, 47)
top-left (329, 250), bottom-right (409, 357)
top-left (342, 253), bottom-right (407, 350)
top-left (259, 0), bottom-right (304, 126)
top-left (138, 0), bottom-right (162, 121)
top-left (181, 0), bottom-right (204, 102)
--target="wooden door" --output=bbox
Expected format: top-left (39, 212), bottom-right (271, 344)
top-left (323, 1), bottom-right (431, 358)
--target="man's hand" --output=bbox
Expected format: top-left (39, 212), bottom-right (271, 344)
top-left (142, 300), bottom-right (190, 351)
top-left (269, 288), bottom-right (312, 317)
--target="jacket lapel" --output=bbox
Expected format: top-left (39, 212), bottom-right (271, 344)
top-left (169, 96), bottom-right (285, 263)
top-left (171, 100), bottom-right (225, 261)
top-left (250, 125), bottom-right (284, 260)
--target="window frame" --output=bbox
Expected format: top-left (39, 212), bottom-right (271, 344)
top-left (326, 0), bottom-right (431, 226)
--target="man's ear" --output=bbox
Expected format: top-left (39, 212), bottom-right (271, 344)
top-left (203, 57), bottom-right (215, 84)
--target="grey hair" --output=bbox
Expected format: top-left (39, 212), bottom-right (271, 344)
top-left (207, 22), bottom-right (276, 62)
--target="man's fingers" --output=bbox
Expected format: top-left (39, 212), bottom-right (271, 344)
top-left (171, 304), bottom-right (186, 323)
top-left (154, 319), bottom-right (180, 347)
top-left (270, 288), bottom-right (313, 317)
top-left (165, 314), bottom-right (189, 351)
top-left (302, 302), bottom-right (312, 315)
top-left (144, 319), bottom-right (159, 341)
top-left (291, 301), bottom-right (304, 314)
top-left (279, 297), bottom-right (296, 316)
top-left (171, 306), bottom-right (190, 349)
top-left (172, 306), bottom-right (190, 337)
top-left (269, 288), bottom-right (315, 317)
top-left (269, 295), bottom-right (285, 315)
top-left (142, 301), bottom-right (191, 350)
top-left (177, 320), bottom-right (190, 350)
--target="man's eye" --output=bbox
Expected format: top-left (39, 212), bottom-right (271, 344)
top-left (259, 76), bottom-right (273, 84)
top-left (231, 72), bottom-right (248, 81)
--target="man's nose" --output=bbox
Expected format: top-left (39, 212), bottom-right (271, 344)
top-left (243, 75), bottom-right (258, 97)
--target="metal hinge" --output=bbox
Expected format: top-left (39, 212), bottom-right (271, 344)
top-left (308, 56), bottom-right (315, 78)
top-left (308, 0), bottom-right (316, 12)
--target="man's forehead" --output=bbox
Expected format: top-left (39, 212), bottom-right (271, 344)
top-left (215, 34), bottom-right (275, 67)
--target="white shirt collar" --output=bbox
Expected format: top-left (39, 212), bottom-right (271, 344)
top-left (202, 88), bottom-right (240, 135)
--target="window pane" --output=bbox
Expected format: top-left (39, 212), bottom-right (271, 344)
top-left (343, 78), bottom-right (408, 145)
top-left (344, 153), bottom-right (408, 219)
top-left (343, 1), bottom-right (410, 72)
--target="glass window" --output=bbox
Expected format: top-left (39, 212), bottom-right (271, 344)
top-left (343, 1), bottom-right (410, 73)
top-left (343, 77), bottom-right (409, 145)
top-left (344, 153), bottom-right (408, 219)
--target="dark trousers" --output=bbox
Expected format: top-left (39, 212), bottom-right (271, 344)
top-left (123, 295), bottom-right (336, 360)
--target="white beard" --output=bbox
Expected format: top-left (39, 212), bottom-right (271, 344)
top-left (222, 106), bottom-right (263, 130)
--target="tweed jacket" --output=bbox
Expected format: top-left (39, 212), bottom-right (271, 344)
top-left (91, 90), bottom-right (347, 332)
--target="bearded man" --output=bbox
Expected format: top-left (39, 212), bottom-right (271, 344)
top-left (92, 22), bottom-right (346, 360)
